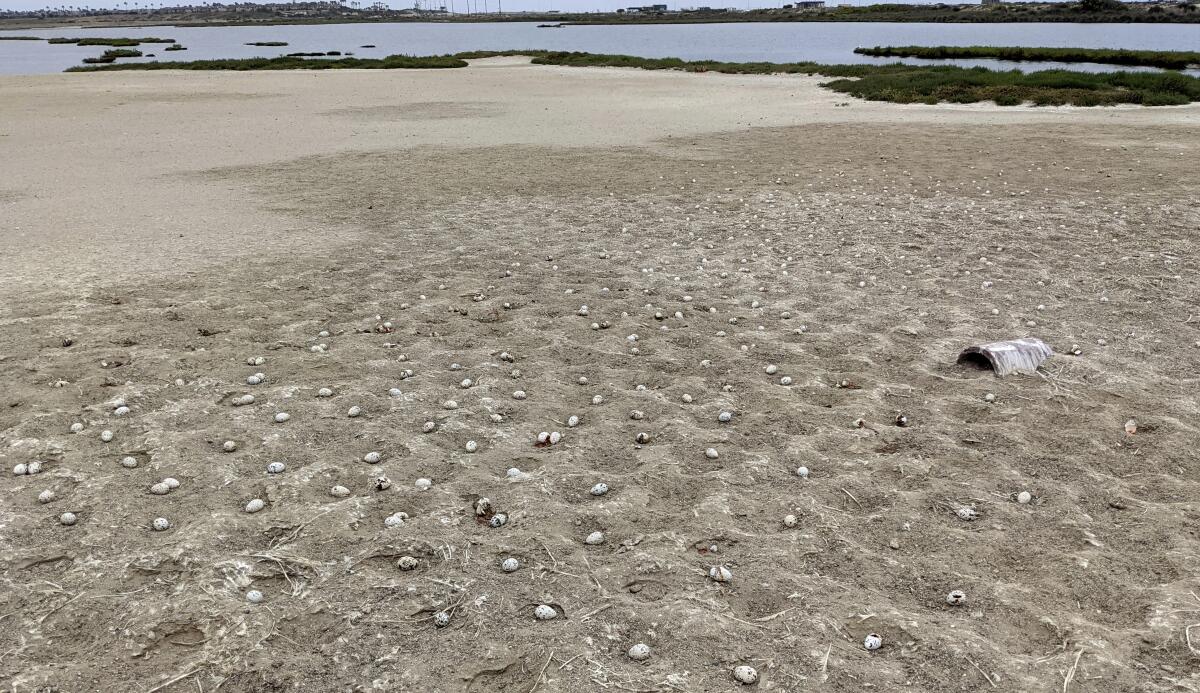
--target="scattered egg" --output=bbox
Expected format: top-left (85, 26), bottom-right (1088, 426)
top-left (245, 499), bottom-right (266, 513)
top-left (501, 557), bottom-right (520, 572)
top-left (534, 604), bottom-right (557, 621)
top-left (60, 512), bottom-right (77, 526)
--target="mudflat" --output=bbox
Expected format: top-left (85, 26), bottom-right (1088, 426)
top-left (1, 58), bottom-right (1198, 692)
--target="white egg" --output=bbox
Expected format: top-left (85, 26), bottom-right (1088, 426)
top-left (732, 665), bottom-right (758, 684)
top-left (100, 430), bottom-right (114, 442)
top-left (389, 388), bottom-right (403, 397)
top-left (444, 400), bottom-right (458, 410)
top-left (347, 406), bottom-right (362, 417)
top-left (488, 513), bottom-right (508, 528)
top-left (718, 411), bottom-right (733, 423)
top-left (330, 486), bottom-right (351, 498)
top-left (512, 390), bottom-right (527, 400)
top-left (70, 422), bottom-right (84, 433)
top-left (422, 421), bottom-right (436, 433)
top-left (38, 489), bottom-right (56, 503)
top-left (506, 468), bottom-right (522, 478)
top-left (152, 517), bottom-right (171, 531)
top-left (590, 483), bottom-right (609, 496)
top-left (549, 431), bottom-right (562, 445)
top-left (246, 590), bottom-right (264, 604)
top-left (765, 364), bottom-right (778, 375)
top-left (779, 376), bottom-right (793, 386)
top-left (956, 506), bottom-right (978, 521)
top-left (384, 512), bottom-right (407, 527)
top-left (59, 512), bottom-right (78, 526)
top-left (397, 555), bottom-right (418, 570)
top-left (317, 387), bottom-right (333, 398)
top-left (465, 441), bottom-right (478, 453)
top-left (796, 466), bottom-right (809, 478)
top-left (121, 456), bottom-right (138, 469)
top-left (567, 415), bottom-right (580, 428)
top-left (630, 410), bottom-right (645, 420)
top-left (114, 406), bottom-right (130, 417)
top-left (681, 393), bottom-right (693, 403)
top-left (1017, 491), bottom-right (1032, 504)
top-left (783, 514), bottom-right (798, 528)
top-left (501, 557), bottom-right (520, 572)
top-left (705, 448), bottom-right (719, 460)
top-left (591, 395), bottom-right (603, 405)
top-left (415, 478), bottom-right (433, 491)
top-left (534, 604), bottom-right (558, 621)
top-left (273, 412), bottom-right (290, 423)
top-left (374, 476), bottom-right (392, 491)
top-left (363, 451), bottom-right (382, 464)
top-left (946, 590), bottom-right (967, 605)
top-left (245, 499), bottom-right (266, 513)
top-left (222, 440), bottom-right (237, 452)
top-left (150, 482), bottom-right (170, 496)
top-left (461, 379), bottom-right (473, 389)
top-left (627, 643), bottom-right (651, 661)
top-left (864, 633), bottom-right (883, 651)
top-left (267, 462), bottom-right (286, 474)
top-left (709, 565), bottom-right (732, 582)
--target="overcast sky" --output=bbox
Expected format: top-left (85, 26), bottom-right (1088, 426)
top-left (0, 0), bottom-right (975, 13)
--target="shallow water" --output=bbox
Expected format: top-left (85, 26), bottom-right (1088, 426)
top-left (0, 21), bottom-right (1197, 75)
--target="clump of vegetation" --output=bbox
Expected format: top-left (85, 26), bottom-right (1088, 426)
top-left (285, 50), bottom-right (342, 57)
top-left (164, 44), bottom-right (187, 51)
top-left (81, 48), bottom-right (143, 64)
top-left (64, 49), bottom-right (1200, 106)
top-left (0, 35), bottom-right (43, 40)
top-left (67, 54), bottom-right (468, 72)
top-left (49, 37), bottom-right (176, 46)
top-left (856, 45), bottom-right (1200, 70)
top-left (245, 41), bottom-right (289, 46)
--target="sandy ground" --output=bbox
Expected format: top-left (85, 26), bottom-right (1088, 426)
top-left (1, 58), bottom-right (1199, 693)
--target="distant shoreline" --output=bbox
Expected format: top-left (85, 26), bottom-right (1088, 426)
top-left (3, 2), bottom-right (1199, 31)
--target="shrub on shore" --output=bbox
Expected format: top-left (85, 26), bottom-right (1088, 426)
top-left (855, 45), bottom-right (1200, 70)
top-left (49, 37), bottom-right (175, 46)
top-left (246, 41), bottom-right (289, 46)
top-left (64, 49), bottom-right (1200, 107)
top-left (67, 54), bottom-right (468, 72)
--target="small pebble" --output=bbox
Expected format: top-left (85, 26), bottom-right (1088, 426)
top-left (347, 406), bottom-right (362, 417)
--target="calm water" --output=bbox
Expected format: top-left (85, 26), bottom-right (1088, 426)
top-left (1, 21), bottom-right (1197, 75)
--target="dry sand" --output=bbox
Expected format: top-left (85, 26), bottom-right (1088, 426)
top-left (1, 58), bottom-right (1199, 692)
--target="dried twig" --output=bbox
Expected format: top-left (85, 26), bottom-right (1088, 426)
top-left (965, 655), bottom-right (996, 688)
top-left (146, 666), bottom-right (205, 693)
top-left (527, 650), bottom-right (555, 693)
top-left (1062, 649), bottom-right (1085, 692)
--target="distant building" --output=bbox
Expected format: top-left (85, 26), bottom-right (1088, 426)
top-left (791, 1), bottom-right (826, 7)
top-left (626, 4), bottom-right (669, 11)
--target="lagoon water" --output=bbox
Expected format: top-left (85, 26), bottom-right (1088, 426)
top-left (1, 21), bottom-right (1197, 75)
